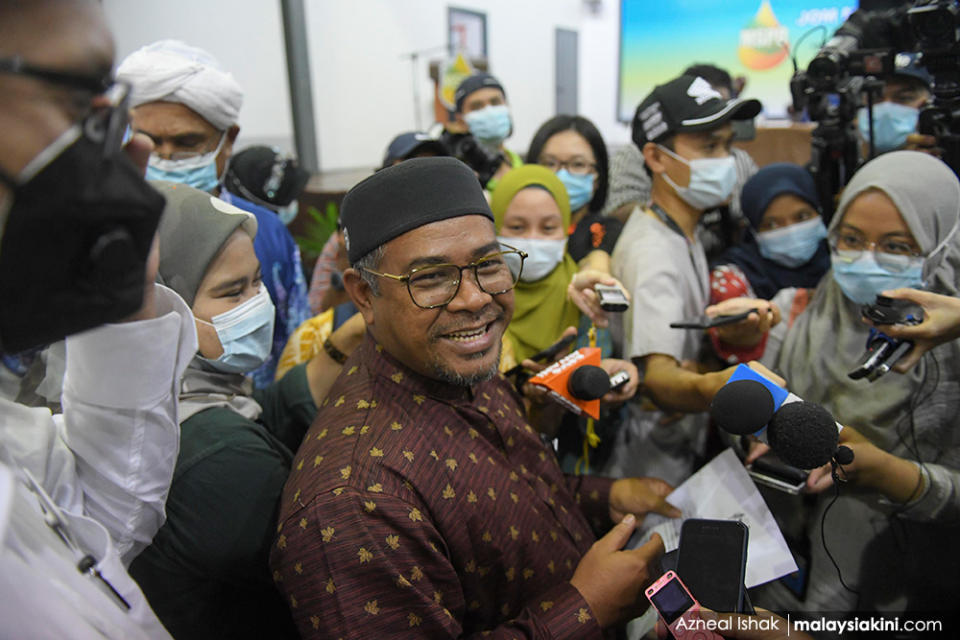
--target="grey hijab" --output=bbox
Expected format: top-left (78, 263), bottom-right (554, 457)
top-left (152, 181), bottom-right (263, 422)
top-left (777, 152), bottom-right (960, 450)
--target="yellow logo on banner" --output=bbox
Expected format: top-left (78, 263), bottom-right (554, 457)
top-left (738, 0), bottom-right (790, 70)
top-left (439, 53), bottom-right (475, 111)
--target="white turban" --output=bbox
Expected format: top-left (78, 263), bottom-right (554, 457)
top-left (117, 39), bottom-right (244, 131)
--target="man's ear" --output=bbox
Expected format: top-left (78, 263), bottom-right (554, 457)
top-left (343, 268), bottom-right (376, 326)
top-left (642, 142), bottom-right (666, 175)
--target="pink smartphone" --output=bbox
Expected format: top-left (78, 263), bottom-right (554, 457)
top-left (645, 570), bottom-right (723, 640)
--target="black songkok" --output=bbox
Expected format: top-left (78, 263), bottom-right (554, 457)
top-left (341, 157), bottom-right (493, 264)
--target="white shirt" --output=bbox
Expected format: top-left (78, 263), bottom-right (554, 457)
top-left (0, 285), bottom-right (196, 639)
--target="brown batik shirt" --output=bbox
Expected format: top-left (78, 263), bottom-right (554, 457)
top-left (271, 335), bottom-right (616, 638)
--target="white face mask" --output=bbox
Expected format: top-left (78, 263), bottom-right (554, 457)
top-left (658, 144), bottom-right (737, 211)
top-left (497, 235), bottom-right (566, 282)
top-left (195, 284), bottom-right (276, 374)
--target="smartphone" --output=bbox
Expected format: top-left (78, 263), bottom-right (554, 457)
top-left (676, 519), bottom-right (749, 613)
top-left (669, 309), bottom-right (754, 330)
top-left (608, 370), bottom-right (630, 391)
top-left (595, 283), bottom-right (630, 312)
top-left (645, 570), bottom-right (723, 640)
top-left (748, 453), bottom-right (808, 495)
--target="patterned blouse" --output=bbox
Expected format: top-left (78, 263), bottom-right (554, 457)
top-left (271, 335), bottom-right (615, 638)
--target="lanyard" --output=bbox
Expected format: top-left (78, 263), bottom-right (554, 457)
top-left (649, 204), bottom-right (709, 302)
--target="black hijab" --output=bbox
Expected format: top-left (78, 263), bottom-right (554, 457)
top-left (715, 163), bottom-right (830, 299)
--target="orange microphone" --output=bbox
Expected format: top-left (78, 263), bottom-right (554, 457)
top-left (528, 347), bottom-right (608, 419)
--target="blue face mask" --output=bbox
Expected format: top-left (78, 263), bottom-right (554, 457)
top-left (196, 284), bottom-right (276, 374)
top-left (145, 133), bottom-right (227, 193)
top-left (277, 200), bottom-right (298, 226)
top-left (556, 169), bottom-right (595, 212)
top-left (857, 102), bottom-right (919, 153)
top-left (831, 250), bottom-right (924, 305)
top-left (464, 105), bottom-right (512, 146)
top-left (757, 217), bottom-right (828, 268)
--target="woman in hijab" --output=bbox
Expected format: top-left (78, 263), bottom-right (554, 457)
top-left (128, 183), bottom-right (357, 640)
top-left (710, 163), bottom-right (830, 303)
top-left (753, 151), bottom-right (960, 615)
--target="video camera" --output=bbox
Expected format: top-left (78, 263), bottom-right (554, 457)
top-left (438, 130), bottom-right (505, 187)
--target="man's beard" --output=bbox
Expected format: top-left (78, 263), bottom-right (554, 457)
top-left (429, 340), bottom-right (502, 387)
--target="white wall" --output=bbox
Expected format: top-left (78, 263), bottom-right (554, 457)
top-left (101, 0), bottom-right (629, 172)
top-left (102, 0), bottom-right (295, 153)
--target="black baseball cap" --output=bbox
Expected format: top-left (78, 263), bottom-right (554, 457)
top-left (631, 75), bottom-right (762, 149)
top-left (454, 72), bottom-right (506, 113)
top-left (224, 146), bottom-right (309, 208)
top-left (381, 132), bottom-right (449, 168)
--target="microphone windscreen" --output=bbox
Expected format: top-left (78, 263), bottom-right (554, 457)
top-left (835, 445), bottom-right (855, 466)
top-left (767, 401), bottom-right (839, 469)
top-left (567, 365), bottom-right (611, 400)
top-left (709, 379), bottom-right (776, 436)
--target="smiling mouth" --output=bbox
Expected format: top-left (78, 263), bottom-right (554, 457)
top-left (444, 325), bottom-right (489, 342)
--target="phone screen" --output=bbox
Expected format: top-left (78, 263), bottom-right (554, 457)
top-left (677, 519), bottom-right (748, 613)
top-left (650, 577), bottom-right (695, 625)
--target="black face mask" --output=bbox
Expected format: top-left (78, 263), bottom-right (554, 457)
top-left (0, 129), bottom-right (165, 353)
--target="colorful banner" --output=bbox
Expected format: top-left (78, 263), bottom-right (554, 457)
top-left (619, 0), bottom-right (858, 120)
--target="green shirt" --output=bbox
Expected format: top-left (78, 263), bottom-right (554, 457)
top-left (129, 364), bottom-right (317, 640)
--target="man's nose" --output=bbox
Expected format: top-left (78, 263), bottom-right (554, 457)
top-left (445, 268), bottom-right (492, 313)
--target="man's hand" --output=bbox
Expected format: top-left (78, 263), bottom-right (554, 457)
top-left (609, 477), bottom-right (680, 524)
top-left (707, 298), bottom-right (780, 347)
top-left (570, 516), bottom-right (665, 629)
top-left (864, 288), bottom-right (960, 372)
top-left (599, 358), bottom-right (639, 404)
top-left (567, 270), bottom-right (630, 329)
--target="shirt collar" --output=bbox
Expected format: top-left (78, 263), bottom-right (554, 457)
top-left (360, 333), bottom-right (477, 403)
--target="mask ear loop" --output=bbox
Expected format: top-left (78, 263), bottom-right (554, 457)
top-left (919, 214), bottom-right (960, 285)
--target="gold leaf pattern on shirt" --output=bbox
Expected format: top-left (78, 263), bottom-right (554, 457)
top-left (467, 490), bottom-right (477, 503)
top-left (316, 428), bottom-right (328, 440)
top-left (577, 608), bottom-right (592, 623)
top-left (515, 407), bottom-right (523, 417)
top-left (403, 480), bottom-right (414, 491)
top-left (410, 566), bottom-right (424, 581)
top-left (276, 534), bottom-right (287, 549)
top-left (313, 455), bottom-right (324, 467)
top-left (508, 471), bottom-right (519, 482)
top-left (590, 489), bottom-right (600, 500)
top-left (442, 484), bottom-right (456, 499)
top-left (482, 530), bottom-right (492, 542)
top-left (290, 595), bottom-right (297, 609)
top-left (375, 343), bottom-right (383, 352)
top-left (445, 458), bottom-right (458, 472)
top-left (519, 464), bottom-right (528, 475)
top-left (370, 447), bottom-right (384, 458)
top-left (429, 450), bottom-right (439, 460)
top-left (364, 600), bottom-right (380, 615)
top-left (549, 482), bottom-right (558, 493)
top-left (367, 483), bottom-right (383, 493)
top-left (531, 530), bottom-right (540, 542)
top-left (482, 391), bottom-right (491, 400)
top-left (412, 394), bottom-right (425, 405)
top-left (326, 578), bottom-right (336, 593)
top-left (496, 408), bottom-right (505, 418)
top-left (360, 425), bottom-right (370, 434)
top-left (296, 458), bottom-right (304, 471)
top-left (371, 400), bottom-right (378, 408)
top-left (573, 532), bottom-right (582, 541)
top-left (273, 570), bottom-right (282, 583)
top-left (402, 450), bottom-right (414, 462)
top-left (390, 421), bottom-right (403, 431)
top-left (496, 387), bottom-right (505, 396)
top-left (510, 493), bottom-right (518, 503)
top-left (505, 567), bottom-right (515, 581)
top-left (468, 428), bottom-right (479, 439)
top-left (443, 425), bottom-right (453, 436)
top-left (565, 558), bottom-right (573, 570)
top-left (294, 562), bottom-right (303, 575)
top-left (347, 365), bottom-right (358, 375)
top-left (391, 371), bottom-right (404, 383)
top-left (310, 615), bottom-right (320, 629)
top-left (332, 487), bottom-right (344, 496)
top-left (386, 534), bottom-right (400, 550)
top-left (478, 565), bottom-right (490, 576)
top-left (409, 508), bottom-right (423, 522)
top-left (509, 525), bottom-right (519, 540)
top-left (321, 397), bottom-right (329, 407)
top-left (299, 517), bottom-right (308, 529)
top-left (547, 560), bottom-right (556, 574)
top-left (549, 530), bottom-right (558, 541)
top-left (487, 487), bottom-right (496, 500)
top-left (357, 399), bottom-right (370, 409)
top-left (334, 396), bottom-right (345, 407)
top-left (292, 489), bottom-right (301, 504)
top-left (478, 405), bottom-right (488, 414)
top-left (433, 590), bottom-right (443, 604)
top-left (340, 466), bottom-right (352, 479)
top-left (277, 522), bottom-right (283, 533)
top-left (342, 425), bottom-right (356, 436)
top-left (469, 600), bottom-right (481, 611)
top-left (363, 500), bottom-right (377, 512)
top-left (358, 547), bottom-right (373, 563)
top-left (465, 559), bottom-right (476, 573)
top-left (396, 574), bottom-right (411, 588)
top-left (523, 568), bottom-right (534, 580)
top-left (525, 424), bottom-right (535, 434)
top-left (538, 451), bottom-right (547, 461)
top-left (321, 527), bottom-right (335, 542)
top-left (540, 601), bottom-right (554, 612)
top-left (408, 613), bottom-right (422, 627)
top-left (468, 452), bottom-right (479, 464)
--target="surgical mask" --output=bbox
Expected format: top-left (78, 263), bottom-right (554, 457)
top-left (831, 251), bottom-right (924, 305)
top-left (196, 284), bottom-right (276, 373)
top-left (658, 144), bottom-right (737, 211)
top-left (857, 102), bottom-right (919, 153)
top-left (497, 235), bottom-right (566, 282)
top-left (556, 169), bottom-right (594, 212)
top-left (146, 133), bottom-right (227, 193)
top-left (277, 200), bottom-right (298, 226)
top-left (757, 217), bottom-right (828, 268)
top-left (464, 105), bottom-right (512, 146)
top-left (0, 125), bottom-right (165, 353)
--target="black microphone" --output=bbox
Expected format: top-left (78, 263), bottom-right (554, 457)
top-left (567, 365), bottom-right (611, 400)
top-left (709, 379), bottom-right (776, 436)
top-left (766, 401), bottom-right (840, 469)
